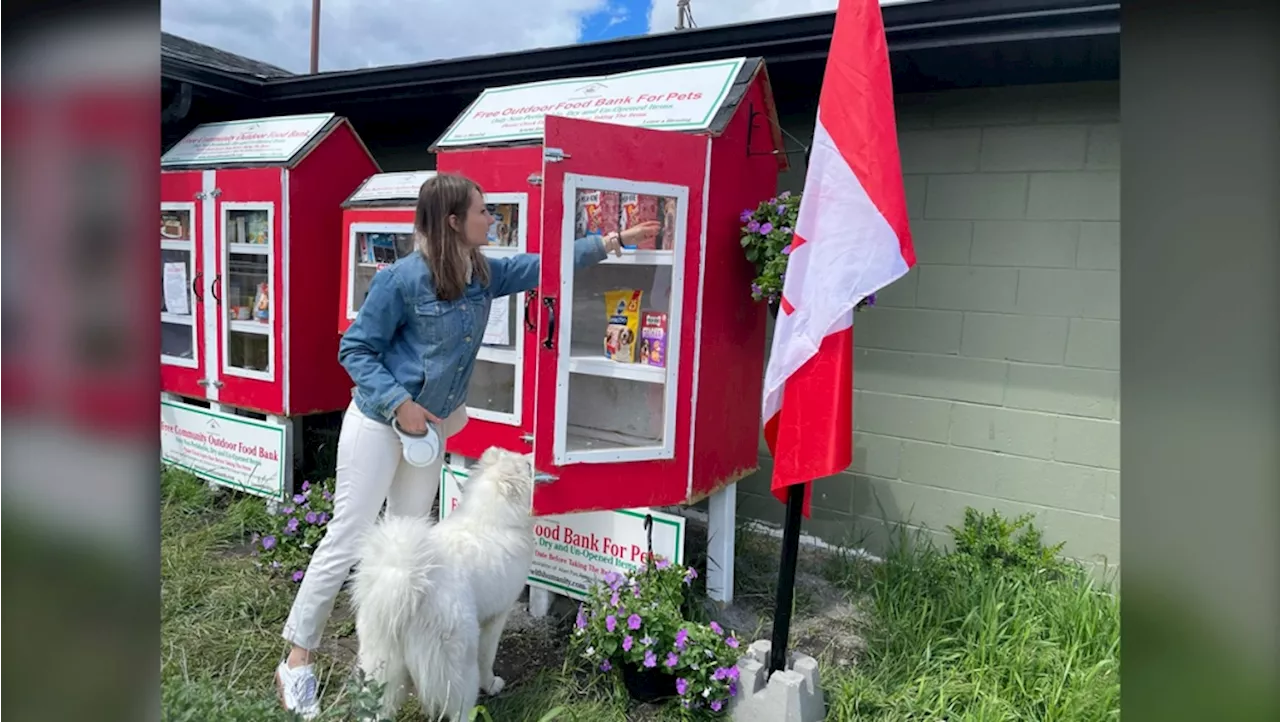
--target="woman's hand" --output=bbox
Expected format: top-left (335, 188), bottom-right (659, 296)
top-left (394, 400), bottom-right (442, 435)
top-left (619, 221), bottom-right (661, 248)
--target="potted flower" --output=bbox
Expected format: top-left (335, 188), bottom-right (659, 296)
top-left (253, 479), bottom-right (336, 582)
top-left (570, 559), bottom-right (742, 713)
top-left (739, 192), bottom-right (876, 317)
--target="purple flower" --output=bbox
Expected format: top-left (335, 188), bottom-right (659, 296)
top-left (729, 681), bottom-right (739, 696)
top-left (261, 535), bottom-right (277, 550)
top-left (665, 652), bottom-right (679, 668)
top-left (605, 615), bottom-right (617, 632)
top-left (711, 700), bottom-right (724, 712)
top-left (728, 666), bottom-right (740, 681)
top-left (575, 606), bottom-right (588, 629)
top-left (684, 568), bottom-right (698, 584)
top-left (600, 659), bottom-right (612, 672)
top-left (676, 678), bottom-right (689, 696)
top-left (675, 628), bottom-right (689, 650)
top-left (713, 667), bottom-right (729, 681)
top-left (641, 636), bottom-right (655, 647)
top-left (603, 571), bottom-right (622, 590)
top-left (643, 650), bottom-right (657, 668)
top-left (323, 490), bottom-right (333, 502)
top-left (726, 636), bottom-right (740, 649)
top-left (301, 481), bottom-right (311, 492)
top-left (747, 220), bottom-right (761, 233)
top-left (739, 209), bottom-right (753, 223)
top-left (632, 586), bottom-right (641, 598)
top-left (317, 513), bottom-right (329, 525)
top-left (751, 283), bottom-right (762, 297)
top-left (627, 614), bottom-right (642, 630)
top-left (780, 226), bottom-right (792, 235)
top-left (293, 494), bottom-right (306, 505)
top-left (865, 293), bottom-right (877, 307)
top-left (291, 570), bottom-right (305, 583)
top-left (609, 591), bottom-right (620, 607)
top-left (710, 621), bottom-right (724, 636)
top-left (656, 558), bottom-right (671, 569)
top-left (760, 222), bottom-right (774, 234)
top-left (282, 506), bottom-right (295, 516)
top-left (285, 517), bottom-right (300, 534)
top-left (777, 205), bottom-right (786, 215)
top-left (305, 511), bottom-right (318, 524)
top-left (622, 635), bottom-right (633, 652)
top-left (781, 244), bottom-right (793, 256)
top-left (779, 191), bottom-right (792, 199)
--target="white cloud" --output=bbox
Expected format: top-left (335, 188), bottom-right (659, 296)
top-left (161, 0), bottom-right (608, 73)
top-left (647, 0), bottom-right (839, 33)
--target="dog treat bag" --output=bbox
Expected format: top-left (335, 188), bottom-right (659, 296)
top-left (639, 310), bottom-right (668, 368)
top-left (603, 289), bottom-right (644, 363)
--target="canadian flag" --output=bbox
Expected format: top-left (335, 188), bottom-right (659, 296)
top-left (762, 0), bottom-right (916, 515)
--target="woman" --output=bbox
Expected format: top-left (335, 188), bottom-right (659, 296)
top-left (275, 173), bottom-right (659, 717)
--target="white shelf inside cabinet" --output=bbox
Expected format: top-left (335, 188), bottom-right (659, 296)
top-left (161, 312), bottom-right (194, 326)
top-left (161, 239), bottom-right (193, 251)
top-left (565, 424), bottom-right (663, 453)
top-left (228, 319), bottom-right (271, 335)
top-left (566, 355), bottom-right (665, 384)
top-left (480, 245), bottom-right (521, 257)
top-left (599, 249), bottom-right (673, 266)
top-left (227, 242), bottom-right (270, 255)
top-left (476, 346), bottom-right (517, 365)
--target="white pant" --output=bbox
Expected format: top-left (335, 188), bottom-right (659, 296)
top-left (282, 401), bottom-right (465, 651)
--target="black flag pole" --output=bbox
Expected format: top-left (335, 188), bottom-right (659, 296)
top-left (768, 482), bottom-right (807, 673)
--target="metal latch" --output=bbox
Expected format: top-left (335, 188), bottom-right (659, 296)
top-left (527, 173), bottom-right (543, 186)
top-left (520, 433), bottom-right (534, 444)
top-left (196, 379), bottom-right (224, 388)
top-left (543, 147), bottom-right (570, 163)
top-left (533, 471), bottom-right (559, 485)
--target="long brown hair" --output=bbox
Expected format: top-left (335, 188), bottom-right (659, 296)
top-left (414, 173), bottom-right (490, 301)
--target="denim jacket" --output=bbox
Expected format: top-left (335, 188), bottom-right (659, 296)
top-left (339, 237), bottom-right (609, 424)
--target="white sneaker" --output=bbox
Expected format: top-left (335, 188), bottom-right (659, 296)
top-left (275, 660), bottom-right (321, 719)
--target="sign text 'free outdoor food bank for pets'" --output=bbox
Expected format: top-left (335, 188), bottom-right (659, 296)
top-left (435, 58), bottom-right (746, 147)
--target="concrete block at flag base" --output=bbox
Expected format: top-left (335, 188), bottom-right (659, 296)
top-left (729, 640), bottom-right (826, 722)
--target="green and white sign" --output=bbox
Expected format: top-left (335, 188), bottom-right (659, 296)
top-left (161, 398), bottom-right (287, 500)
top-left (161, 113), bottom-right (335, 167)
top-left (440, 460), bottom-right (685, 600)
top-left (436, 57), bottom-right (746, 147)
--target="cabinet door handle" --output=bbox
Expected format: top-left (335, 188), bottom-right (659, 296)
top-left (524, 289), bottom-right (538, 332)
top-left (541, 296), bottom-right (557, 350)
top-left (210, 275), bottom-right (222, 305)
top-left (192, 272), bottom-right (204, 302)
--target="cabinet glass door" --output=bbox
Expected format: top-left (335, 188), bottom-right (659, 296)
top-left (220, 203), bottom-right (274, 380)
top-left (161, 202), bottom-right (199, 367)
top-left (468, 192), bottom-right (528, 425)
top-left (552, 175), bottom-right (688, 465)
top-left (346, 222), bottom-right (416, 319)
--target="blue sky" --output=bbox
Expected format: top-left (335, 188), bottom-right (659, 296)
top-left (160, 0), bottom-right (847, 74)
top-left (579, 0), bottom-right (651, 43)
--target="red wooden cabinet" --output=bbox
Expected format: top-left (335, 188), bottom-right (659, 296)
top-left (161, 113), bottom-right (378, 417)
top-left (338, 167), bottom-right (539, 454)
top-left (422, 57), bottom-right (787, 516)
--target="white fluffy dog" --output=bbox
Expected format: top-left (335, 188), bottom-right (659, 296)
top-left (351, 448), bottom-right (537, 721)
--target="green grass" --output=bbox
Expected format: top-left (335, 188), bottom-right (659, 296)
top-left (161, 468), bottom-right (1120, 721)
top-left (821, 512), bottom-right (1121, 722)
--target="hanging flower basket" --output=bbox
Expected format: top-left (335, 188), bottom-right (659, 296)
top-left (740, 192), bottom-right (877, 317)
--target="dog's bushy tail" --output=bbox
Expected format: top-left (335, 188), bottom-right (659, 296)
top-left (351, 516), bottom-right (440, 652)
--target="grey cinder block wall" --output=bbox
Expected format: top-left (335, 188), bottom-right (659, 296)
top-left (739, 81), bottom-right (1119, 577)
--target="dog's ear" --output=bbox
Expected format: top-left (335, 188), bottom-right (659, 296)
top-left (478, 446), bottom-right (504, 470)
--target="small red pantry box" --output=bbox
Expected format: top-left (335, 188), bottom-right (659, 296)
top-left (426, 57), bottom-right (787, 515)
top-left (339, 170), bottom-right (535, 451)
top-left (161, 113), bottom-right (378, 416)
